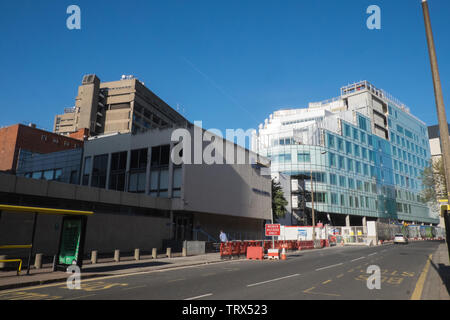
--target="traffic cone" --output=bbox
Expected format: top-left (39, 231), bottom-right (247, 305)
top-left (281, 248), bottom-right (286, 260)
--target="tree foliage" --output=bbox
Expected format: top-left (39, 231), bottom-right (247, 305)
top-left (272, 179), bottom-right (288, 222)
top-left (420, 157), bottom-right (447, 203)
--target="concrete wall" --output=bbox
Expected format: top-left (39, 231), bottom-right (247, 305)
top-left (0, 210), bottom-right (171, 258)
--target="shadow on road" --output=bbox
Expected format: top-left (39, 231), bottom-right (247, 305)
top-left (82, 261), bottom-right (171, 273)
top-left (429, 259), bottom-right (450, 296)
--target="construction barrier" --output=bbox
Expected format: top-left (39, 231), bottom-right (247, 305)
top-left (246, 246), bottom-right (264, 260)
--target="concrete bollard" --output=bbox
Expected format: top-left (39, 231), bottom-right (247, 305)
top-left (114, 250), bottom-right (120, 262)
top-left (34, 253), bottom-right (43, 269)
top-left (91, 250), bottom-right (98, 264)
top-left (182, 247), bottom-right (187, 257)
top-left (0, 255), bottom-right (7, 269)
top-left (134, 249), bottom-right (140, 261)
top-left (166, 247), bottom-right (172, 258)
top-left (152, 248), bottom-right (157, 259)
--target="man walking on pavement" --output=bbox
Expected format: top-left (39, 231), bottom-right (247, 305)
top-left (220, 230), bottom-right (228, 242)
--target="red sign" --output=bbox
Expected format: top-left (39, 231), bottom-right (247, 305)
top-left (265, 224), bottom-right (281, 236)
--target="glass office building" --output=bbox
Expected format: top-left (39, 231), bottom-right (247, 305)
top-left (252, 81), bottom-right (438, 226)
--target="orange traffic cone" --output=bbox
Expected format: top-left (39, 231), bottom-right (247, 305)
top-left (281, 248), bottom-right (286, 260)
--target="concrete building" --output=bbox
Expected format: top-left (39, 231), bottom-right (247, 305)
top-left (0, 123), bottom-right (83, 174)
top-left (252, 80), bottom-right (438, 227)
top-left (0, 125), bottom-right (271, 256)
top-left (53, 74), bottom-right (188, 136)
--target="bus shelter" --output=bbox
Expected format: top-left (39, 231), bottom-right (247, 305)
top-left (0, 204), bottom-right (94, 274)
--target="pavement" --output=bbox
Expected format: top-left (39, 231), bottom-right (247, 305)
top-left (0, 241), bottom-right (448, 300)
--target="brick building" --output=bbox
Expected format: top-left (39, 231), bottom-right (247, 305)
top-left (0, 124), bottom-right (84, 173)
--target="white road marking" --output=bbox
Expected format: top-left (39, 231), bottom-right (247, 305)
top-left (351, 257), bottom-right (365, 262)
top-left (315, 263), bottom-right (343, 271)
top-left (246, 274), bottom-right (301, 287)
top-left (184, 293), bottom-right (213, 300)
top-left (368, 252), bottom-right (378, 256)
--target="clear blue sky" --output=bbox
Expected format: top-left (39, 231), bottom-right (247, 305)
top-left (0, 0), bottom-right (449, 134)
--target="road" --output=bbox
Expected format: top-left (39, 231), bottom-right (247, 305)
top-left (0, 241), bottom-right (441, 300)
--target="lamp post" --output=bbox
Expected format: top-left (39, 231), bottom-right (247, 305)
top-left (421, 0), bottom-right (450, 258)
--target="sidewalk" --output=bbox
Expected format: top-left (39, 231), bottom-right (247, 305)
top-left (0, 252), bottom-right (225, 291)
top-left (0, 245), bottom-right (339, 292)
top-left (422, 242), bottom-right (450, 300)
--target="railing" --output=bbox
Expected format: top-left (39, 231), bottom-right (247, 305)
top-left (0, 244), bottom-right (31, 275)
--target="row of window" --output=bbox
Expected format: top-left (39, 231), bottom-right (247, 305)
top-left (82, 145), bottom-right (181, 198)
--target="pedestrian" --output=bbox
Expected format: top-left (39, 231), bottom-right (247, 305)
top-left (219, 230), bottom-right (228, 243)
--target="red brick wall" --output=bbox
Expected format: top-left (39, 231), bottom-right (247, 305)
top-left (0, 124), bottom-right (84, 172)
top-left (0, 124), bottom-right (20, 171)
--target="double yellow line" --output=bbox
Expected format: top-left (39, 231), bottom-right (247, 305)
top-left (410, 254), bottom-right (432, 300)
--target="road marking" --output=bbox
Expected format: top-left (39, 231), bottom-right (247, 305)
top-left (351, 257), bottom-right (365, 262)
top-left (246, 274), bottom-right (300, 287)
top-left (336, 274), bottom-right (344, 278)
top-left (322, 280), bottom-right (332, 285)
top-left (368, 253), bottom-right (377, 256)
top-left (122, 285), bottom-right (147, 291)
top-left (303, 286), bottom-right (340, 297)
top-left (184, 293), bottom-right (213, 300)
top-left (168, 278), bottom-right (185, 283)
top-left (411, 254), bottom-right (432, 300)
top-left (66, 294), bottom-right (97, 300)
top-left (315, 263), bottom-right (343, 271)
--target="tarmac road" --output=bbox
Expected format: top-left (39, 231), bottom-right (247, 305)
top-left (0, 240), bottom-right (441, 300)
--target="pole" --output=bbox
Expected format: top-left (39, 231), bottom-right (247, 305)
top-left (26, 213), bottom-right (38, 275)
top-left (311, 167), bottom-right (315, 242)
top-left (422, 0), bottom-right (450, 258)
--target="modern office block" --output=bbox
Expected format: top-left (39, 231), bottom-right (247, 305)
top-left (252, 81), bottom-right (438, 226)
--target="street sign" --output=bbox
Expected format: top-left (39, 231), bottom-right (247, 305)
top-left (265, 224), bottom-right (281, 236)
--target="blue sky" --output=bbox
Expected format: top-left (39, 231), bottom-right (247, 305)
top-left (0, 0), bottom-right (449, 134)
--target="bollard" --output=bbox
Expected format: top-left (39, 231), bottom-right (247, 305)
top-left (34, 253), bottom-right (43, 269)
top-left (182, 247), bottom-right (187, 257)
top-left (91, 250), bottom-right (98, 264)
top-left (166, 247), bottom-right (172, 258)
top-left (114, 250), bottom-right (120, 262)
top-left (134, 249), bottom-right (140, 261)
top-left (152, 248), bottom-right (157, 259)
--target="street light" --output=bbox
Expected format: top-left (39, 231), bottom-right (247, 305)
top-left (421, 0), bottom-right (450, 258)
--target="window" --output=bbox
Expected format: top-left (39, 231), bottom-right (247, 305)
top-left (337, 138), bottom-right (344, 151)
top-left (363, 163), bottom-right (369, 176)
top-left (338, 156), bottom-right (345, 170)
top-left (347, 158), bottom-right (353, 172)
top-left (354, 145), bottom-right (360, 157)
top-left (327, 134), bottom-right (335, 148)
top-left (357, 180), bottom-right (363, 191)
top-left (348, 178), bottom-right (355, 189)
top-left (358, 116), bottom-right (367, 131)
top-left (340, 194), bottom-right (346, 206)
top-left (54, 169), bottom-right (63, 181)
top-left (344, 124), bottom-right (351, 137)
top-left (330, 173), bottom-right (337, 185)
top-left (356, 161), bottom-right (361, 174)
top-left (110, 151), bottom-right (127, 191)
top-left (346, 141), bottom-right (352, 155)
top-left (32, 171), bottom-right (43, 179)
top-left (91, 154), bottom-right (108, 188)
top-left (360, 132), bottom-right (366, 144)
top-left (331, 193), bottom-right (338, 205)
top-left (328, 153), bottom-right (336, 167)
top-left (82, 157), bottom-right (91, 186)
top-left (362, 147), bottom-right (367, 159)
top-left (172, 166), bottom-right (182, 198)
top-left (129, 148), bottom-right (148, 193)
top-left (339, 176), bottom-right (346, 187)
top-left (150, 145), bottom-right (170, 197)
top-left (298, 152), bottom-right (311, 163)
top-left (353, 128), bottom-right (359, 141)
top-left (314, 192), bottom-right (327, 203)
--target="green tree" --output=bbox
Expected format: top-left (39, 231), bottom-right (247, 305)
top-left (272, 179), bottom-right (288, 222)
top-left (420, 157), bottom-right (447, 203)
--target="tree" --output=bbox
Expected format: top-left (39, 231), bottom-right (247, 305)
top-left (272, 179), bottom-right (288, 223)
top-left (420, 157), bottom-right (447, 218)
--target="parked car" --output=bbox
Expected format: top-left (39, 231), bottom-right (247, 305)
top-left (394, 234), bottom-right (408, 244)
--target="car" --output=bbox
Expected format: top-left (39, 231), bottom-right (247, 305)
top-left (394, 234), bottom-right (408, 244)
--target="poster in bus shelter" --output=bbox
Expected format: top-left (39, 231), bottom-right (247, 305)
top-left (57, 216), bottom-right (87, 269)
